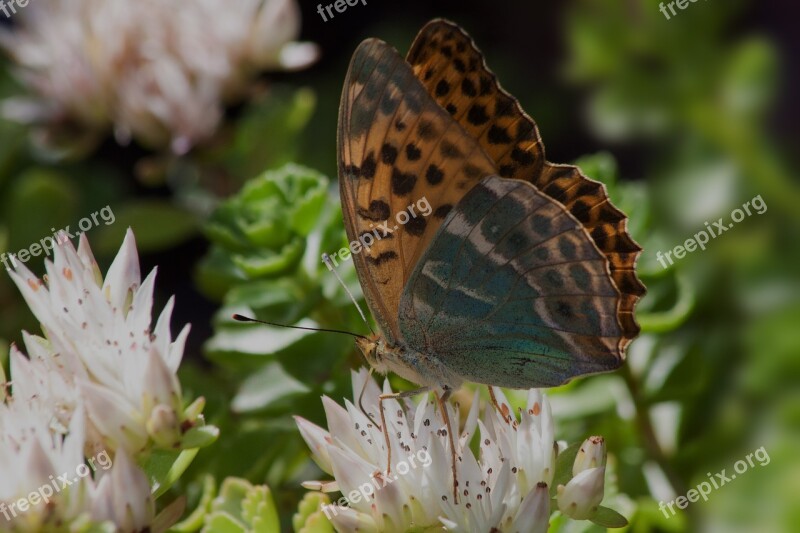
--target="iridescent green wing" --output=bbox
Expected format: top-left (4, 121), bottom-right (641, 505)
top-left (399, 176), bottom-right (624, 387)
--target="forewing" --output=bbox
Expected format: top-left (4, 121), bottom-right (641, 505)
top-left (338, 38), bottom-right (497, 341)
top-left (398, 176), bottom-right (624, 388)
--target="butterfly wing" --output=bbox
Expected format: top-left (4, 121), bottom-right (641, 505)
top-left (398, 175), bottom-right (624, 388)
top-left (337, 38), bottom-right (497, 342)
top-left (406, 19), bottom-right (645, 352)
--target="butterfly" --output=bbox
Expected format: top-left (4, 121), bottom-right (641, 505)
top-left (337, 19), bottom-right (645, 497)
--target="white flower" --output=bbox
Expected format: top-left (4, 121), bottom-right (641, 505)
top-left (89, 450), bottom-right (155, 531)
top-left (8, 229), bottom-right (204, 455)
top-left (0, 398), bottom-right (88, 530)
top-left (5, 339), bottom-right (81, 438)
top-left (0, 398), bottom-right (154, 532)
top-left (296, 369), bottom-right (559, 533)
top-left (0, 0), bottom-right (318, 154)
top-left (557, 436), bottom-right (607, 520)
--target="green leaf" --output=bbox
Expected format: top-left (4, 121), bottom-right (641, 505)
top-left (144, 448), bottom-right (201, 499)
top-left (721, 38), bottom-right (777, 120)
top-left (195, 248), bottom-right (250, 301)
top-left (293, 492), bottom-right (334, 533)
top-left (4, 168), bottom-right (79, 254)
top-left (231, 238), bottom-right (304, 278)
top-left (241, 485), bottom-right (280, 533)
top-left (181, 425), bottom-right (221, 449)
top-left (573, 151), bottom-right (619, 187)
top-left (589, 505), bottom-right (629, 528)
top-left (203, 478), bottom-right (279, 533)
top-left (550, 441), bottom-right (581, 498)
top-left (203, 513), bottom-right (247, 533)
top-left (221, 86), bottom-right (316, 179)
top-left (170, 475), bottom-right (217, 533)
top-left (197, 163), bottom-right (333, 302)
top-left (225, 278), bottom-right (317, 325)
top-left (204, 312), bottom-right (312, 363)
top-left (637, 272), bottom-right (696, 333)
top-left (232, 361), bottom-right (310, 413)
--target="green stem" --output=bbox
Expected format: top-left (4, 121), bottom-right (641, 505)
top-left (620, 365), bottom-right (697, 524)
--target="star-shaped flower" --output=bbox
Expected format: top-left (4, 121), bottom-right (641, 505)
top-left (296, 369), bottom-right (613, 532)
top-left (8, 229), bottom-right (209, 455)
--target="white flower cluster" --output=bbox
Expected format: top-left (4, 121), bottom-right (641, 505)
top-left (296, 369), bottom-right (610, 533)
top-left (1, 230), bottom-right (203, 531)
top-left (0, 0), bottom-right (318, 154)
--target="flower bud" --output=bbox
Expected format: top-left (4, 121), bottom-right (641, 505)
top-left (573, 436), bottom-right (606, 476)
top-left (147, 404), bottom-right (181, 448)
top-left (557, 466), bottom-right (605, 520)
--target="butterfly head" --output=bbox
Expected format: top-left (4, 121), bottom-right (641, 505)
top-left (355, 335), bottom-right (390, 374)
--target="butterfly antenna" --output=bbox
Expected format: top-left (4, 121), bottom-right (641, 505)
top-left (231, 314), bottom-right (368, 341)
top-left (322, 253), bottom-right (376, 336)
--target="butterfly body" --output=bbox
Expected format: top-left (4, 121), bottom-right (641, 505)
top-left (339, 20), bottom-right (646, 394)
top-left (357, 336), bottom-right (464, 390)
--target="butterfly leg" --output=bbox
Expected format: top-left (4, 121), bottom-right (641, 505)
top-left (357, 367), bottom-right (382, 430)
top-left (379, 387), bottom-right (429, 476)
top-left (488, 386), bottom-right (512, 423)
top-left (435, 387), bottom-right (459, 504)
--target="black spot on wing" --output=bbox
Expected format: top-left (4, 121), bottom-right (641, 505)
top-left (357, 200), bottom-right (391, 221)
top-left (405, 216), bottom-right (427, 236)
top-left (361, 152), bottom-right (377, 179)
top-left (406, 143), bottom-right (422, 161)
top-left (343, 164), bottom-right (361, 179)
top-left (479, 77), bottom-right (493, 96)
top-left (418, 119), bottom-right (438, 141)
top-left (391, 168), bottom-right (417, 196)
top-left (381, 143), bottom-right (398, 165)
top-left (467, 104), bottom-right (490, 126)
top-left (358, 229), bottom-right (393, 242)
top-left (499, 164), bottom-right (515, 178)
top-left (516, 120), bottom-right (536, 141)
top-left (461, 78), bottom-right (477, 97)
top-left (463, 163), bottom-right (484, 180)
top-left (511, 147), bottom-right (535, 166)
top-left (440, 140), bottom-right (463, 159)
top-left (366, 251), bottom-right (399, 265)
top-left (434, 204), bottom-right (453, 218)
top-left (488, 125), bottom-right (512, 145)
top-left (426, 164), bottom-right (444, 185)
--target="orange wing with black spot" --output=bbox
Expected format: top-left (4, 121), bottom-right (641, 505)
top-left (337, 37), bottom-right (497, 343)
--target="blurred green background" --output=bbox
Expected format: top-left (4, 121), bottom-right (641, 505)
top-left (0, 0), bottom-right (797, 531)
